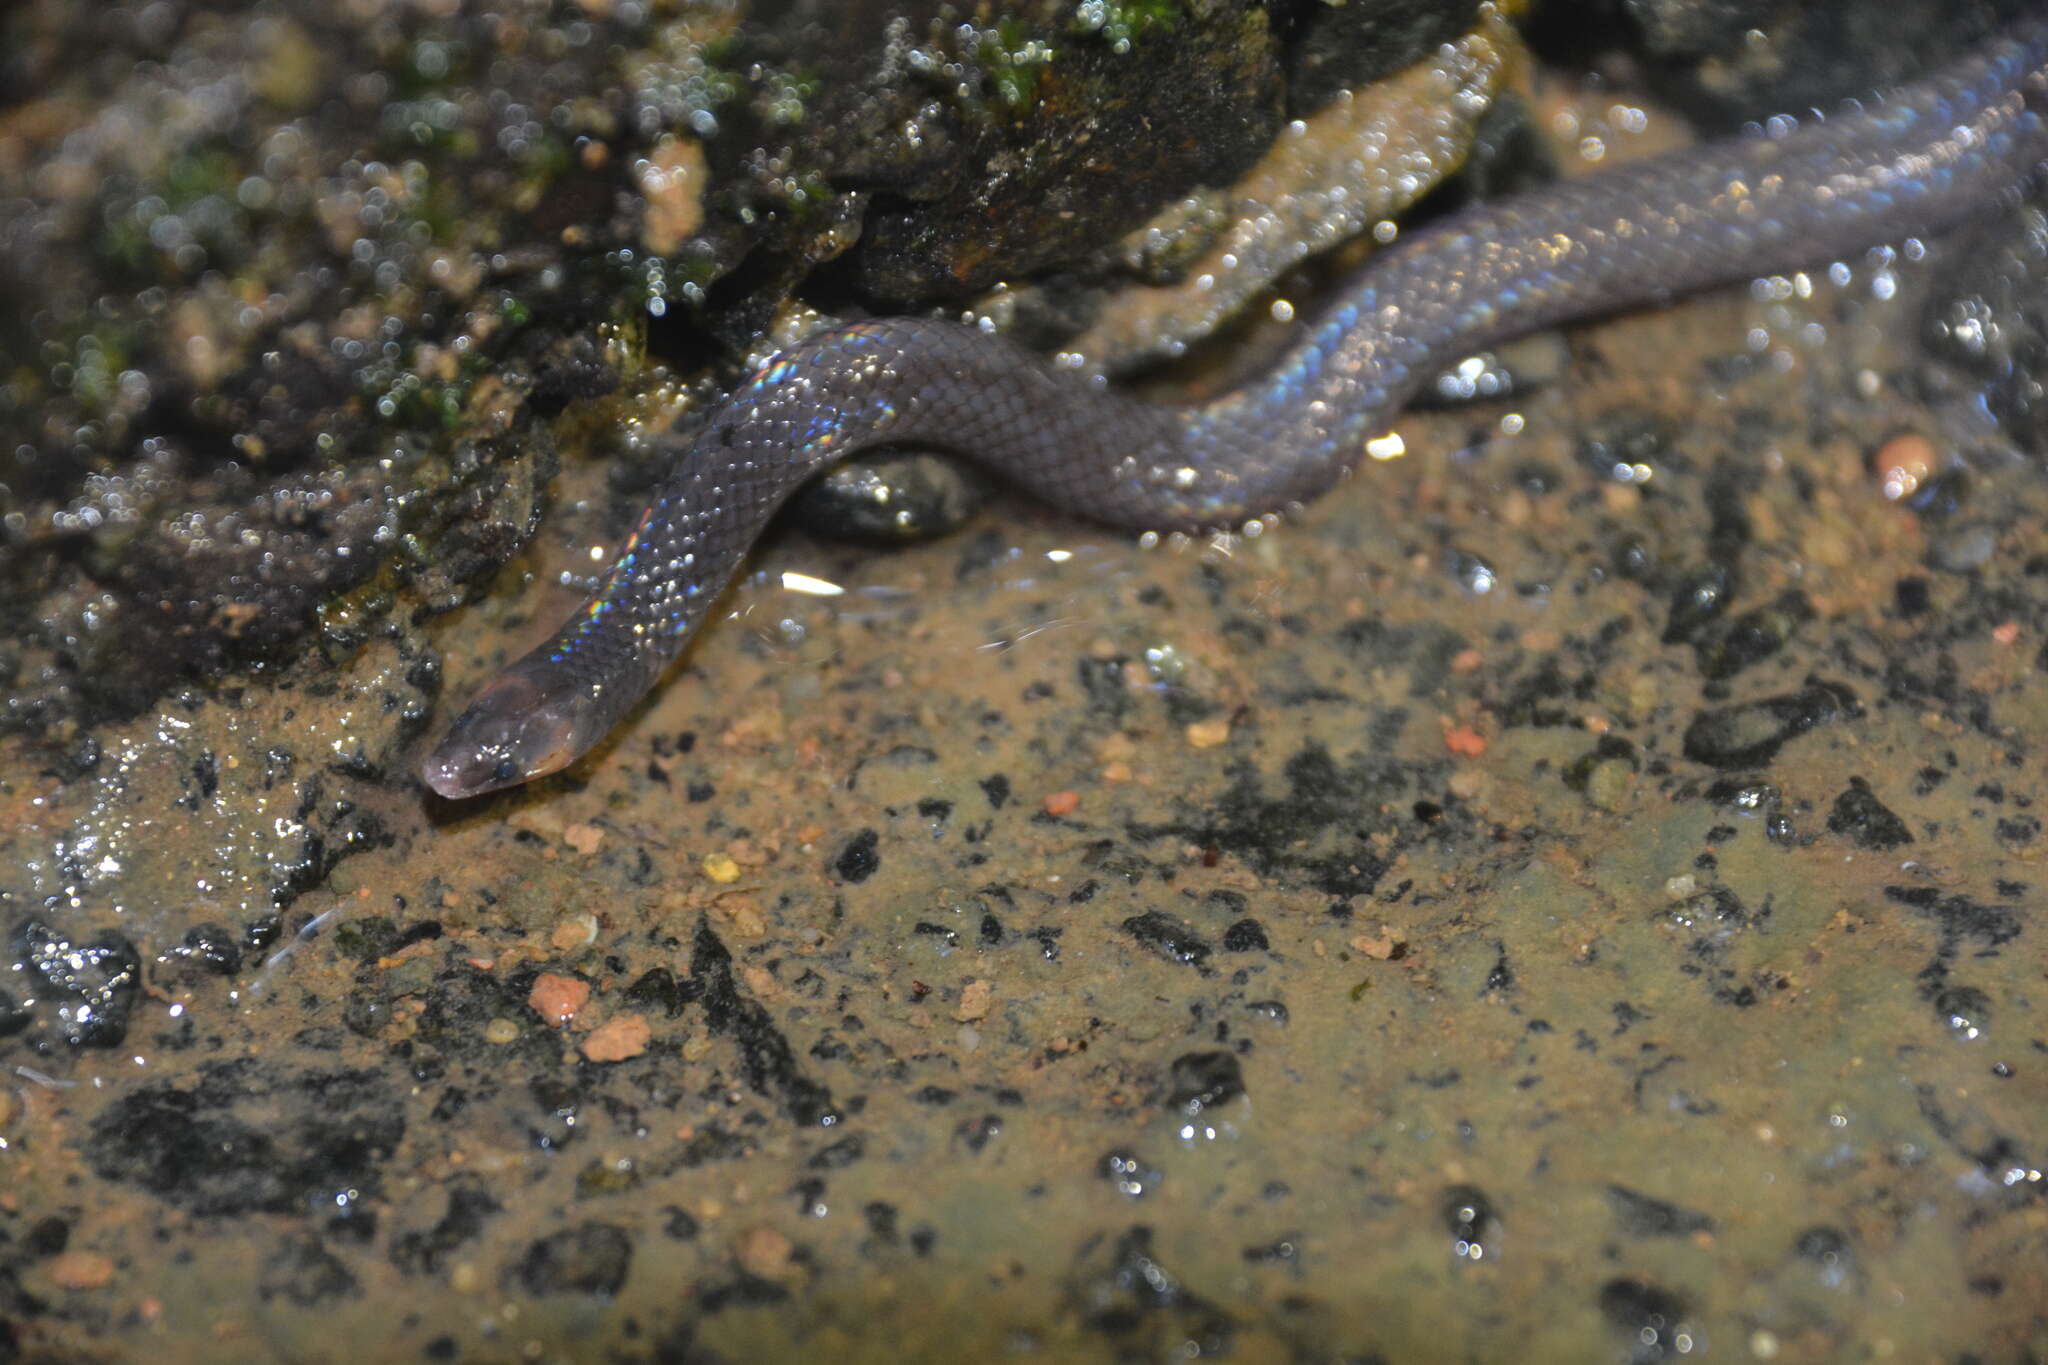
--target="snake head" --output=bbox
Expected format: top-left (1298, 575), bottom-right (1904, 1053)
top-left (421, 664), bottom-right (590, 799)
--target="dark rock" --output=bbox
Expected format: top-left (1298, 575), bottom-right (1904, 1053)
top-left (1448, 92), bottom-right (1559, 204)
top-left (1662, 563), bottom-right (1735, 645)
top-left (785, 451), bottom-right (987, 542)
top-left (1447, 548), bottom-right (1500, 595)
top-left (1121, 911), bottom-right (1213, 971)
top-left (527, 334), bottom-right (620, 413)
top-left (1442, 1184), bottom-right (1496, 1257)
top-left (1100, 1150), bottom-right (1163, 1198)
top-left (690, 920), bottom-right (839, 1126)
top-left (1605, 1184), bottom-right (1715, 1237)
top-left (1597, 1276), bottom-right (1692, 1362)
top-left (1578, 412), bottom-right (1679, 487)
top-left (1934, 984), bottom-right (1992, 1039)
top-left (1791, 1225), bottom-right (1859, 1290)
top-left (508, 1223), bottom-right (633, 1298)
top-left (1693, 590), bottom-right (1811, 680)
top-left (623, 967), bottom-right (694, 1018)
top-left (257, 1234), bottom-right (359, 1305)
top-left (164, 922), bottom-right (243, 978)
top-left (1220, 918), bottom-right (1269, 952)
top-left (1601, 0), bottom-right (2032, 134)
top-left (1884, 885), bottom-right (2022, 950)
top-left (1893, 576), bottom-right (1932, 617)
top-left (1130, 740), bottom-right (1403, 896)
top-left (1240, 1236), bottom-right (1300, 1266)
top-left (1077, 655), bottom-right (1135, 721)
top-left (1792, 1225), bottom-right (1854, 1264)
top-left (1079, 1226), bottom-right (1234, 1352)
top-left (390, 1182), bottom-right (504, 1276)
top-left (1702, 777), bottom-right (1781, 816)
top-left (848, 3), bottom-right (1285, 304)
top-left (0, 988), bottom-right (31, 1039)
top-left (1682, 679), bottom-right (1861, 769)
top-left (87, 1061), bottom-right (402, 1216)
top-left (1996, 815), bottom-right (2040, 847)
top-left (10, 917), bottom-right (143, 1048)
top-left (22, 1218), bottom-right (69, 1258)
top-left (807, 1136), bottom-right (864, 1170)
top-left (833, 829), bottom-right (881, 883)
top-left (1284, 0), bottom-right (1480, 111)
top-left (1924, 204), bottom-right (2048, 455)
top-left (1167, 1050), bottom-right (1245, 1117)
top-left (400, 963), bottom-right (563, 1075)
top-left (953, 1114), bottom-right (1002, 1153)
top-left (1826, 778), bottom-right (1913, 850)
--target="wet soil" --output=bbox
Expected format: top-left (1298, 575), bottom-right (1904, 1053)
top-left (4, 13), bottom-right (2047, 1365)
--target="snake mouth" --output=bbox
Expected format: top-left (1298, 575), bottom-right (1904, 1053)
top-left (421, 669), bottom-right (583, 799)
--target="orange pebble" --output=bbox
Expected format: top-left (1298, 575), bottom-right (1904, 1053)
top-left (1043, 790), bottom-right (1081, 817)
top-left (1443, 725), bottom-right (1488, 758)
top-left (581, 1013), bottom-right (652, 1063)
top-left (1873, 432), bottom-right (1937, 500)
top-left (528, 972), bottom-right (591, 1028)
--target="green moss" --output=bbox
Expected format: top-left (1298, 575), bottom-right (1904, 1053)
top-left (760, 66), bottom-right (822, 126)
top-left (1071, 0), bottom-right (1182, 51)
top-left (976, 18), bottom-right (1055, 110)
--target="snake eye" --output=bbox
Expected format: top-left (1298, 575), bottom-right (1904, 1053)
top-left (492, 756), bottom-right (520, 785)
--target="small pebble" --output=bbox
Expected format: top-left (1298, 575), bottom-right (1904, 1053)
top-left (1929, 523), bottom-right (1997, 573)
top-left (735, 1226), bottom-right (797, 1281)
top-left (955, 979), bottom-right (993, 1022)
top-left (1447, 769), bottom-right (1486, 799)
top-left (702, 852), bottom-right (741, 883)
top-left (47, 1252), bottom-right (115, 1291)
top-left (484, 1017), bottom-right (521, 1045)
top-left (582, 1013), bottom-right (652, 1063)
top-left (1043, 790), bottom-right (1081, 817)
top-left (1350, 932), bottom-right (1406, 960)
top-left (1443, 724), bottom-right (1487, 757)
top-left (1185, 716), bottom-right (1231, 748)
top-left (550, 914), bottom-right (598, 951)
top-left (1584, 758), bottom-right (1635, 812)
top-left (528, 972), bottom-right (592, 1028)
top-left (1872, 432), bottom-right (1936, 500)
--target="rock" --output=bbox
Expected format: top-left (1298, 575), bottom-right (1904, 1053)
top-left (1167, 1050), bottom-right (1245, 1118)
top-left (11, 918), bottom-right (143, 1048)
top-left (509, 1223), bottom-right (634, 1298)
top-left (1681, 680), bottom-right (1860, 770)
top-left (1825, 778), bottom-right (1913, 850)
top-left (1597, 0), bottom-right (2033, 133)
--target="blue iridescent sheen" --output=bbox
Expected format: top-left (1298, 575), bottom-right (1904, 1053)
top-left (423, 22), bottom-right (2048, 799)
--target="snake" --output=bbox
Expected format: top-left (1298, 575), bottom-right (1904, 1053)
top-left (422, 20), bottom-right (2048, 799)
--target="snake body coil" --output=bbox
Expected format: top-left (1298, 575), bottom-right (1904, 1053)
top-left (425, 23), bottom-right (2048, 799)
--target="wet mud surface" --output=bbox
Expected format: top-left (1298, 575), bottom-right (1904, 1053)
top-left (5, 7), bottom-right (2048, 1365)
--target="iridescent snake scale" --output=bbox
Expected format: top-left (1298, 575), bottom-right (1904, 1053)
top-left (424, 21), bottom-right (2048, 799)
